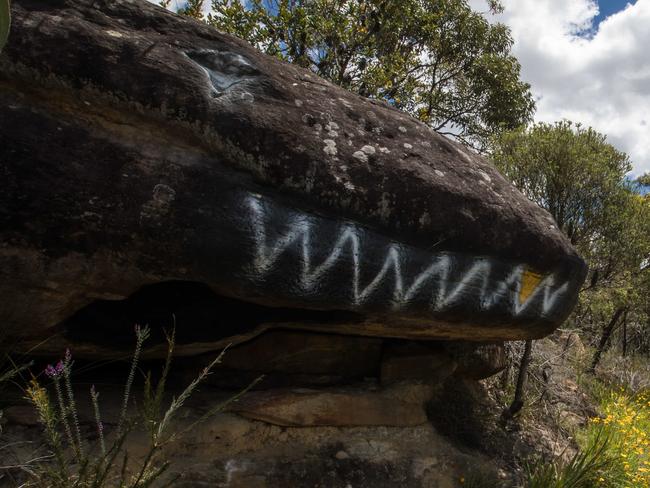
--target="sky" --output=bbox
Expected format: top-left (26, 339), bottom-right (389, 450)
top-left (593, 0), bottom-right (632, 25)
top-left (471, 0), bottom-right (650, 177)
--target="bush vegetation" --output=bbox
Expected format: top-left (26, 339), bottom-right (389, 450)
top-left (1, 325), bottom-right (259, 487)
top-left (527, 386), bottom-right (650, 488)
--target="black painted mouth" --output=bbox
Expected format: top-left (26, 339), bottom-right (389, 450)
top-left (63, 281), bottom-right (362, 349)
top-left (191, 188), bottom-right (584, 331)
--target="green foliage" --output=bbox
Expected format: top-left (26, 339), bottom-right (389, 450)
top-left (490, 120), bottom-right (649, 286)
top-left (190, 0), bottom-right (535, 149)
top-left (0, 0), bottom-right (9, 52)
top-left (18, 326), bottom-right (260, 487)
top-left (491, 121), bottom-right (632, 250)
top-left (526, 428), bottom-right (621, 488)
top-left (637, 173), bottom-right (650, 188)
top-left (526, 359), bottom-right (650, 487)
top-left (177, 0), bottom-right (205, 19)
top-left (582, 389), bottom-right (650, 486)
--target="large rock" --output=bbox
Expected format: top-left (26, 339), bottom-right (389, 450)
top-left (179, 330), bottom-right (384, 388)
top-left (0, 0), bottom-right (587, 352)
top-left (1, 387), bottom-right (510, 487)
top-left (228, 384), bottom-right (431, 427)
top-left (450, 342), bottom-right (508, 380)
top-left (380, 342), bottom-right (457, 385)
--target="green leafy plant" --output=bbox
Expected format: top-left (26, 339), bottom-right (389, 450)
top-left (582, 389), bottom-right (650, 487)
top-left (17, 325), bottom-right (260, 487)
top-left (526, 385), bottom-right (650, 488)
top-left (491, 121), bottom-right (650, 375)
top-left (526, 427), bottom-right (621, 488)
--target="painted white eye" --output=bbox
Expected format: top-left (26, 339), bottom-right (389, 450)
top-left (186, 50), bottom-right (259, 95)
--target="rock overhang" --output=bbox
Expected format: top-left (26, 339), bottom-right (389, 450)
top-left (0, 0), bottom-right (587, 349)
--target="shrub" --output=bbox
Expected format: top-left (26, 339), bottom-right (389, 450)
top-left (526, 427), bottom-right (621, 488)
top-left (585, 389), bottom-right (650, 487)
top-left (14, 325), bottom-right (259, 487)
top-left (526, 387), bottom-right (650, 487)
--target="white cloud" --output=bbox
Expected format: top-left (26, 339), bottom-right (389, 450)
top-left (474, 0), bottom-right (650, 176)
top-left (155, 0), bottom-right (215, 16)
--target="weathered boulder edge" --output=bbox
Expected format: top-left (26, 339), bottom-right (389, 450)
top-left (0, 0), bottom-right (587, 346)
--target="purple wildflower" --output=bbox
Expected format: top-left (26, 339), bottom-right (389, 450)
top-left (44, 360), bottom-right (65, 378)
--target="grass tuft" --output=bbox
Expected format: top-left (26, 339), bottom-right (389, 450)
top-left (526, 386), bottom-right (650, 487)
top-left (6, 322), bottom-right (258, 487)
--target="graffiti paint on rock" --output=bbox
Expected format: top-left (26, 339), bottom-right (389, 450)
top-left (245, 194), bottom-right (573, 322)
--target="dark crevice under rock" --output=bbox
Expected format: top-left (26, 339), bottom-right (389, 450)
top-left (62, 280), bottom-right (362, 350)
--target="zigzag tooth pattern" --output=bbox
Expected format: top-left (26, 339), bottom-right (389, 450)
top-left (247, 195), bottom-right (569, 317)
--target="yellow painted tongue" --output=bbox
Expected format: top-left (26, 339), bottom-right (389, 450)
top-left (519, 269), bottom-right (544, 305)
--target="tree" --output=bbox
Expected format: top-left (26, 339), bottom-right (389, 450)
top-left (637, 173), bottom-right (650, 187)
top-left (178, 0), bottom-right (206, 18)
top-left (585, 194), bottom-right (650, 370)
top-left (174, 0), bottom-right (536, 149)
top-left (503, 339), bottom-right (532, 419)
top-left (491, 121), bottom-right (650, 372)
top-left (491, 121), bottom-right (632, 251)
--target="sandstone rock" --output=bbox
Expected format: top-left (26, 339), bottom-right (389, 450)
top-left (228, 385), bottom-right (430, 427)
top-left (380, 342), bottom-right (457, 385)
top-left (558, 331), bottom-right (587, 360)
top-left (0, 384), bottom-right (509, 488)
top-left (0, 0), bottom-right (586, 353)
top-left (179, 330), bottom-right (383, 388)
top-left (0, 405), bottom-right (39, 426)
top-left (218, 330), bottom-right (382, 376)
top-left (450, 342), bottom-right (508, 380)
top-left (335, 450), bottom-right (350, 460)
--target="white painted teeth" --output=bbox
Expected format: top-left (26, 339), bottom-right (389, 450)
top-left (247, 194), bottom-right (570, 319)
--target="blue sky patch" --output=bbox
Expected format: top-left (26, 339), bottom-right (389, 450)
top-left (594, 0), bottom-right (633, 26)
